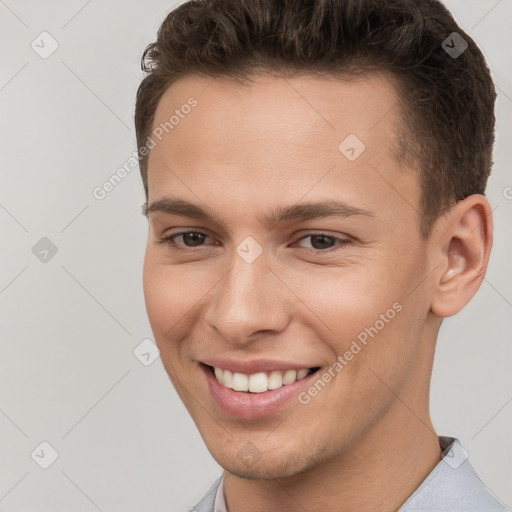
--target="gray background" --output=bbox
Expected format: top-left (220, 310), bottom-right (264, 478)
top-left (0, 0), bottom-right (510, 510)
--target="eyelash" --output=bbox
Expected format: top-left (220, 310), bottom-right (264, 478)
top-left (156, 231), bottom-right (351, 253)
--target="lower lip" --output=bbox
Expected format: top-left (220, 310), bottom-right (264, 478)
top-left (201, 364), bottom-right (320, 419)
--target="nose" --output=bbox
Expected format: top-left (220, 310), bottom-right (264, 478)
top-left (204, 249), bottom-right (290, 344)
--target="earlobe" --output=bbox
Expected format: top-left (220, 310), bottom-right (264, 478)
top-left (430, 195), bottom-right (493, 318)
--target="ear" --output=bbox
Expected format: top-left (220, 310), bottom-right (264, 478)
top-left (430, 194), bottom-right (493, 318)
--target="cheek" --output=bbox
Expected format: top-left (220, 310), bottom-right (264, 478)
top-left (290, 266), bottom-right (402, 338)
top-left (142, 253), bottom-right (191, 340)
top-left (284, 258), bottom-right (422, 375)
top-left (142, 251), bottom-right (223, 366)
top-left (142, 258), bottom-right (195, 390)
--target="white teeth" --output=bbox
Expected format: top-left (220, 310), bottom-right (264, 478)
top-left (282, 369), bottom-right (297, 385)
top-left (223, 369), bottom-right (233, 388)
top-left (267, 371), bottom-right (283, 390)
top-left (213, 366), bottom-right (312, 392)
top-left (248, 372), bottom-right (268, 393)
top-left (232, 372), bottom-right (249, 392)
top-left (297, 368), bottom-right (308, 380)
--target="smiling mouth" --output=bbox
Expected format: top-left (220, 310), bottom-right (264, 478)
top-left (203, 363), bottom-right (321, 393)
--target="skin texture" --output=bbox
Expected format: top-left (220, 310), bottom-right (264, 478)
top-left (142, 73), bottom-right (493, 511)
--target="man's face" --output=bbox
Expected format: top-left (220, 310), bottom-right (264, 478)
top-left (143, 73), bottom-right (436, 479)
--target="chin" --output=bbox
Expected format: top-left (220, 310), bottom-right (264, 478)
top-left (221, 461), bottom-right (304, 480)
top-left (212, 447), bottom-right (319, 480)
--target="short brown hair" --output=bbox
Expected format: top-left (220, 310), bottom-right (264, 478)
top-left (135, 0), bottom-right (496, 237)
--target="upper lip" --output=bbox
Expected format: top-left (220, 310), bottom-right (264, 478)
top-left (200, 357), bottom-right (318, 374)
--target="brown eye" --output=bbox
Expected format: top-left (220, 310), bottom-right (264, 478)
top-left (295, 233), bottom-right (351, 252)
top-left (177, 232), bottom-right (207, 247)
top-left (157, 231), bottom-right (212, 249)
top-left (307, 235), bottom-right (337, 250)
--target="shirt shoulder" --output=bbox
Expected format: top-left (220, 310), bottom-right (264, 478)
top-left (399, 436), bottom-right (510, 512)
top-left (189, 476), bottom-right (222, 512)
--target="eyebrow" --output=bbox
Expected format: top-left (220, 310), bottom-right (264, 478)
top-left (143, 197), bottom-right (374, 229)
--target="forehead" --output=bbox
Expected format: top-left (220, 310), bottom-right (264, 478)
top-left (151, 71), bottom-right (402, 156)
top-left (147, 72), bottom-right (419, 225)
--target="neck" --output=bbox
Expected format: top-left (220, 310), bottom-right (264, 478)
top-left (222, 402), bottom-right (442, 512)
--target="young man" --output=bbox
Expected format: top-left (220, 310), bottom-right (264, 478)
top-left (135, 0), bottom-right (508, 510)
